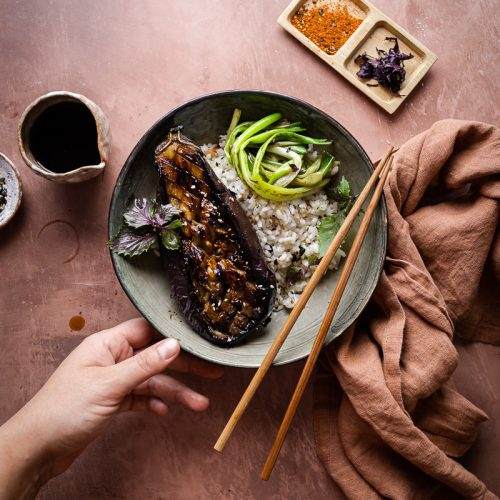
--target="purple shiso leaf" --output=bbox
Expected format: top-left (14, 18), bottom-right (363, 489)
top-left (110, 228), bottom-right (157, 257)
top-left (154, 204), bottom-right (180, 228)
top-left (123, 198), bottom-right (180, 230)
top-left (111, 197), bottom-right (182, 259)
top-left (355, 37), bottom-right (413, 93)
top-left (123, 198), bottom-right (156, 229)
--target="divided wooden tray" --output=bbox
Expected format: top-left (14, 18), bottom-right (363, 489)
top-left (278, 0), bottom-right (437, 114)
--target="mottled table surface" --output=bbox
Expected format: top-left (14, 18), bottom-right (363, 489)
top-left (0, 1), bottom-right (498, 498)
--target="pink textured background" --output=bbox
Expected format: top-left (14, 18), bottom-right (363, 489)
top-left (0, 0), bottom-right (498, 498)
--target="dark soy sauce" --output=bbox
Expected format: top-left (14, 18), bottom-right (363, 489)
top-left (29, 101), bottom-right (100, 173)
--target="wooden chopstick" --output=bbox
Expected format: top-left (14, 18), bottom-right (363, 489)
top-left (260, 155), bottom-right (393, 480)
top-left (214, 146), bottom-right (394, 453)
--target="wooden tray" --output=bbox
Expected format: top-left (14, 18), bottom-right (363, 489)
top-left (278, 0), bottom-right (437, 114)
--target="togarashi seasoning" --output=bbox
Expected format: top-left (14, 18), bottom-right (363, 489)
top-left (291, 4), bottom-right (362, 55)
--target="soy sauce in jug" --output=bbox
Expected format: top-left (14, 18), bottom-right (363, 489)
top-left (29, 101), bottom-right (100, 173)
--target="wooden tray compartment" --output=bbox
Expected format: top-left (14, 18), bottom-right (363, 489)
top-left (278, 0), bottom-right (437, 114)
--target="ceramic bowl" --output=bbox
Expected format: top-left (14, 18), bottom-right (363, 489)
top-left (18, 91), bottom-right (110, 183)
top-left (0, 153), bottom-right (22, 228)
top-left (108, 91), bottom-right (387, 367)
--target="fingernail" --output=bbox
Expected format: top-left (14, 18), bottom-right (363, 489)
top-left (157, 338), bottom-right (179, 359)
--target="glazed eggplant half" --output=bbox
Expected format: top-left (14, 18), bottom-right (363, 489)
top-left (155, 129), bottom-right (276, 347)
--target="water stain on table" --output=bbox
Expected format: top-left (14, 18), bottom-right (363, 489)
top-left (37, 219), bottom-right (80, 264)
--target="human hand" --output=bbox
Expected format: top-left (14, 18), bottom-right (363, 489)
top-left (0, 318), bottom-right (223, 499)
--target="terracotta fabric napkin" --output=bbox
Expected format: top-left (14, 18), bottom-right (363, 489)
top-left (313, 120), bottom-right (500, 499)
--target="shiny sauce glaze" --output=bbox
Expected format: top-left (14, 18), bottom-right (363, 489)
top-left (155, 132), bottom-right (275, 343)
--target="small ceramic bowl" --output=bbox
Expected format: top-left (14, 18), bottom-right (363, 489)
top-left (0, 153), bottom-right (22, 228)
top-left (18, 91), bottom-right (110, 183)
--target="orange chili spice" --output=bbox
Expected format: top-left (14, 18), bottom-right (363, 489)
top-left (291, 4), bottom-right (362, 55)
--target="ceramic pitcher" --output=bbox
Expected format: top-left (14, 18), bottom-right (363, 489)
top-left (18, 91), bottom-right (110, 183)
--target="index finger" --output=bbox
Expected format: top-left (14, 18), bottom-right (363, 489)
top-left (102, 317), bottom-right (156, 350)
top-left (168, 351), bottom-right (224, 379)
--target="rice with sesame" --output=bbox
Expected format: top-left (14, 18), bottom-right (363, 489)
top-left (201, 137), bottom-right (345, 310)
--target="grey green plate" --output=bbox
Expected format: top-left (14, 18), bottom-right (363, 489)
top-left (108, 91), bottom-right (386, 367)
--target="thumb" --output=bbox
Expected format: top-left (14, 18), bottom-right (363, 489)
top-left (112, 338), bottom-right (180, 393)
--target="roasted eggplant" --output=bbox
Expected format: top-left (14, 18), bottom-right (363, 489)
top-left (155, 129), bottom-right (276, 346)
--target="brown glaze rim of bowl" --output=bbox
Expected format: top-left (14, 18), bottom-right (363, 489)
top-left (17, 91), bottom-right (110, 183)
top-left (108, 89), bottom-right (387, 366)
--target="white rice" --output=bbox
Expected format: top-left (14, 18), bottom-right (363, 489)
top-left (201, 137), bottom-right (344, 310)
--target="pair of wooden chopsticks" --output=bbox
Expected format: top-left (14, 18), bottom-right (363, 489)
top-left (214, 146), bottom-right (395, 480)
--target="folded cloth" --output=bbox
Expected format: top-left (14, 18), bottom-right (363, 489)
top-left (314, 120), bottom-right (500, 499)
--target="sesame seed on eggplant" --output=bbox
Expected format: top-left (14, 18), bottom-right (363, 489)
top-left (155, 129), bottom-right (276, 347)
